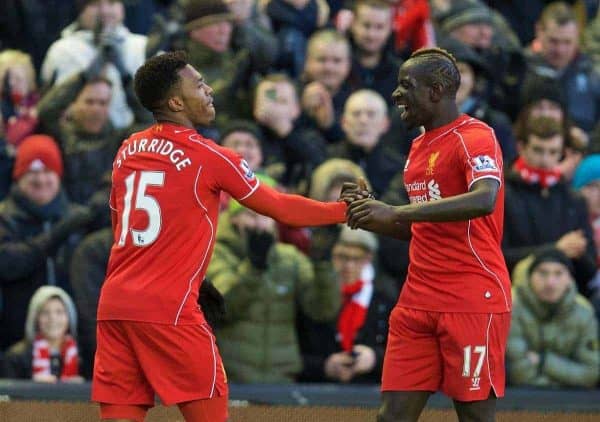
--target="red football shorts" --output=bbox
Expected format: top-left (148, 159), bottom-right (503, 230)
top-left (92, 320), bottom-right (228, 410)
top-left (381, 306), bottom-right (510, 401)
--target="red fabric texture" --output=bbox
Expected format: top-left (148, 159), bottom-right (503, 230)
top-left (93, 321), bottom-right (228, 406)
top-left (392, 0), bottom-right (435, 53)
top-left (241, 183), bottom-right (347, 227)
top-left (12, 134), bottom-right (63, 179)
top-left (400, 114), bottom-right (511, 313)
top-left (99, 123), bottom-right (259, 325)
top-left (32, 334), bottom-right (79, 379)
top-left (382, 307), bottom-right (510, 401)
top-left (178, 395), bottom-right (229, 422)
top-left (513, 156), bottom-right (561, 188)
top-left (337, 280), bottom-right (368, 352)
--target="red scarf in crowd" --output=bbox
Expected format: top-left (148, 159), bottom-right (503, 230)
top-left (337, 264), bottom-right (374, 352)
top-left (32, 334), bottom-right (79, 379)
top-left (513, 157), bottom-right (561, 189)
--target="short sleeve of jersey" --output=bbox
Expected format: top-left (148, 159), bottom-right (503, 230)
top-left (456, 124), bottom-right (503, 189)
top-left (205, 144), bottom-right (260, 200)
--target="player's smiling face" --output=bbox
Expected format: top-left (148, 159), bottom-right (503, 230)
top-left (178, 65), bottom-right (215, 126)
top-left (392, 61), bottom-right (433, 130)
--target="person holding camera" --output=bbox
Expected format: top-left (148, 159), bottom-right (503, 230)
top-left (40, 0), bottom-right (147, 129)
top-left (207, 174), bottom-right (340, 383)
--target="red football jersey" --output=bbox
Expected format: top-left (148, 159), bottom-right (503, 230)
top-left (97, 123), bottom-right (259, 325)
top-left (399, 115), bottom-right (511, 313)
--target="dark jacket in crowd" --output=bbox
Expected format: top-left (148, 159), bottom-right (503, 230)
top-left (37, 73), bottom-right (150, 205)
top-left (525, 52), bottom-right (600, 133)
top-left (503, 171), bottom-right (597, 295)
top-left (0, 0), bottom-right (77, 71)
top-left (259, 122), bottom-right (328, 192)
top-left (297, 289), bottom-right (394, 383)
top-left (69, 227), bottom-right (112, 378)
top-left (207, 212), bottom-right (340, 383)
top-left (328, 141), bottom-right (405, 198)
top-left (349, 52), bottom-right (402, 107)
top-left (460, 97), bottom-right (517, 165)
top-left (0, 138), bottom-right (13, 201)
top-left (0, 188), bottom-right (86, 350)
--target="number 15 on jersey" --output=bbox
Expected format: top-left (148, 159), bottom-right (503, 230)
top-left (118, 171), bottom-right (165, 247)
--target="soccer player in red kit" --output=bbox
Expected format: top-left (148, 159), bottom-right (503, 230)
top-left (91, 51), bottom-right (347, 422)
top-left (343, 48), bottom-right (511, 422)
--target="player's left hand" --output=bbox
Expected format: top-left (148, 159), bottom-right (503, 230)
top-left (339, 178), bottom-right (372, 204)
top-left (347, 198), bottom-right (397, 231)
top-left (351, 344), bottom-right (376, 374)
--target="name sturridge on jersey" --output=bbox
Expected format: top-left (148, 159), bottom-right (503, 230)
top-left (115, 137), bottom-right (192, 171)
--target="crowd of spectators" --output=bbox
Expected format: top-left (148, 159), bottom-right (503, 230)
top-left (0, 0), bottom-right (599, 389)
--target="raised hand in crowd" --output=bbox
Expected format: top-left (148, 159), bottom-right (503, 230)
top-left (555, 229), bottom-right (588, 259)
top-left (254, 81), bottom-right (295, 137)
top-left (301, 81), bottom-right (334, 130)
top-left (246, 226), bottom-right (276, 270)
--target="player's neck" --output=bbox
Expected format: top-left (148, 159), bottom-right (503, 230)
top-left (153, 112), bottom-right (196, 130)
top-left (423, 103), bottom-right (460, 132)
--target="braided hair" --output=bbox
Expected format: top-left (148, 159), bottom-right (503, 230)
top-left (408, 47), bottom-right (461, 97)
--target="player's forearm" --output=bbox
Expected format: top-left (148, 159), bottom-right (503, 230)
top-left (394, 188), bottom-right (495, 223)
top-left (243, 186), bottom-right (347, 227)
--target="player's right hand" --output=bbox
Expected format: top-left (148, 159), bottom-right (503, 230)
top-left (339, 177), bottom-right (372, 204)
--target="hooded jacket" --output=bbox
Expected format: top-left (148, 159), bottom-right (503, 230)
top-left (507, 270), bottom-right (599, 388)
top-left (206, 211), bottom-right (340, 383)
top-left (3, 286), bottom-right (79, 379)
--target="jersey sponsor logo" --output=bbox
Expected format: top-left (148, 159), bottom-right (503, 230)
top-left (428, 179), bottom-right (441, 200)
top-left (472, 155), bottom-right (497, 172)
top-left (240, 159), bottom-right (255, 180)
top-left (406, 179), bottom-right (442, 203)
top-left (426, 151), bottom-right (440, 175)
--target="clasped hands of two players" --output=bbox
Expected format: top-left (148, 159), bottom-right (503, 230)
top-left (339, 178), bottom-right (398, 232)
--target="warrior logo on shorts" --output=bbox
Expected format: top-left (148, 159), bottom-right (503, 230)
top-left (240, 159), bottom-right (255, 180)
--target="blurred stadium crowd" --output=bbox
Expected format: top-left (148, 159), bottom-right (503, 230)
top-left (0, 0), bottom-right (599, 390)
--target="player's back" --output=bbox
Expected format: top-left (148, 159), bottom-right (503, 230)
top-left (97, 123), bottom-right (258, 325)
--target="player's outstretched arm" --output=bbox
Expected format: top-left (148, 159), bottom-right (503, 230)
top-left (348, 178), bottom-right (500, 231)
top-left (240, 183), bottom-right (347, 227)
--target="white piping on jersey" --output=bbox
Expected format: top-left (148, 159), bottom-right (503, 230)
top-left (485, 314), bottom-right (498, 397)
top-left (468, 175), bottom-right (502, 191)
top-left (238, 179), bottom-right (260, 201)
top-left (453, 122), bottom-right (503, 191)
top-left (188, 134), bottom-right (256, 191)
top-left (174, 166), bottom-right (213, 325)
top-left (425, 117), bottom-right (474, 146)
top-left (467, 220), bottom-right (510, 311)
top-left (201, 324), bottom-right (218, 398)
top-left (455, 126), bottom-right (510, 309)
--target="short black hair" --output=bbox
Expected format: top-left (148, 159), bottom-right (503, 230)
top-left (408, 47), bottom-right (461, 96)
top-left (134, 51), bottom-right (188, 113)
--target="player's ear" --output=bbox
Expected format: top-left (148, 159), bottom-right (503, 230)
top-left (166, 95), bottom-right (185, 112)
top-left (429, 82), bottom-right (443, 103)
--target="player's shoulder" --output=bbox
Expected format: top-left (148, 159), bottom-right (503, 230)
top-left (185, 133), bottom-right (241, 163)
top-left (456, 116), bottom-right (493, 134)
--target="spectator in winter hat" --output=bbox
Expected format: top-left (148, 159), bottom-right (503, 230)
top-left (3, 286), bottom-right (84, 383)
top-left (0, 135), bottom-right (93, 350)
top-left (572, 155), bottom-right (600, 269)
top-left (507, 247), bottom-right (599, 388)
